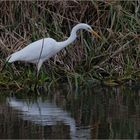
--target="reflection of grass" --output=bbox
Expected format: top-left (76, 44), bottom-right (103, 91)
top-left (58, 86), bottom-right (140, 139)
top-left (1, 85), bottom-right (139, 139)
top-left (0, 1), bottom-right (140, 88)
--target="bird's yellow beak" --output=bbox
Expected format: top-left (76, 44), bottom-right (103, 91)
top-left (89, 29), bottom-right (101, 39)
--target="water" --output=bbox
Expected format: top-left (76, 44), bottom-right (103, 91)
top-left (0, 85), bottom-right (140, 139)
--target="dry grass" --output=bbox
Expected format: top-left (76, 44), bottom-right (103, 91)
top-left (0, 0), bottom-right (140, 88)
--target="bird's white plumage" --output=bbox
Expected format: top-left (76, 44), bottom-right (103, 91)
top-left (7, 23), bottom-right (97, 75)
top-left (8, 38), bottom-right (57, 64)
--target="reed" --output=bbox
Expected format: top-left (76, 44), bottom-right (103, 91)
top-left (0, 1), bottom-right (139, 88)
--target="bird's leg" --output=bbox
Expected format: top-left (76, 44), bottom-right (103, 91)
top-left (34, 61), bottom-right (43, 89)
top-left (34, 72), bottom-right (39, 90)
top-left (34, 67), bottom-right (39, 89)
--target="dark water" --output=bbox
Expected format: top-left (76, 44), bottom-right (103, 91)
top-left (0, 85), bottom-right (140, 139)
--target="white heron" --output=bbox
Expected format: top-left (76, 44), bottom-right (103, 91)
top-left (7, 23), bottom-right (100, 76)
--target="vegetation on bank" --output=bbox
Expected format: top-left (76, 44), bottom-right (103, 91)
top-left (0, 1), bottom-right (140, 89)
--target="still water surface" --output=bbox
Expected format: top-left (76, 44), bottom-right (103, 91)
top-left (0, 85), bottom-right (140, 139)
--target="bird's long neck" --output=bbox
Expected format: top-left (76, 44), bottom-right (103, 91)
top-left (57, 26), bottom-right (78, 49)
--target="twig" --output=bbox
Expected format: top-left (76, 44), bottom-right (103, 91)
top-left (96, 38), bottom-right (136, 67)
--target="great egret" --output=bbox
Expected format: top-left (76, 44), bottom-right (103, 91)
top-left (7, 23), bottom-right (100, 76)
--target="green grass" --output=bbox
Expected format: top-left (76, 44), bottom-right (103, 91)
top-left (0, 1), bottom-right (140, 89)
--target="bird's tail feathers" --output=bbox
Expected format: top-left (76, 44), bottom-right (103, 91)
top-left (6, 55), bottom-right (12, 62)
top-left (6, 53), bottom-right (18, 63)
